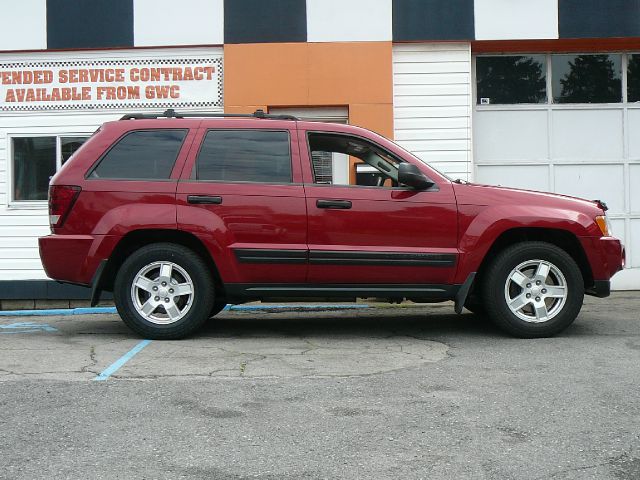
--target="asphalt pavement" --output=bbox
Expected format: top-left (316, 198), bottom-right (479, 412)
top-left (1, 293), bottom-right (639, 479)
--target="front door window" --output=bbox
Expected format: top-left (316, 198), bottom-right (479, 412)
top-left (307, 132), bottom-right (403, 188)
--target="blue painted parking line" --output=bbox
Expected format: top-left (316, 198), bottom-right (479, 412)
top-left (0, 322), bottom-right (58, 334)
top-left (0, 306), bottom-right (117, 317)
top-left (93, 339), bottom-right (152, 382)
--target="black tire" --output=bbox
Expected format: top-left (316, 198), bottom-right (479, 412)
top-left (114, 243), bottom-right (215, 340)
top-left (482, 241), bottom-right (584, 338)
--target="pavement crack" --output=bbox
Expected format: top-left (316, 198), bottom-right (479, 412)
top-left (299, 338), bottom-right (320, 355)
top-left (534, 461), bottom-right (611, 479)
top-left (79, 344), bottom-right (98, 374)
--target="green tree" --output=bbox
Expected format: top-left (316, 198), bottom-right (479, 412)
top-left (558, 55), bottom-right (621, 103)
top-left (477, 56), bottom-right (546, 104)
top-left (628, 54), bottom-right (640, 102)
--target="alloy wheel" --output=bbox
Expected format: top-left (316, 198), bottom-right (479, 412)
top-left (130, 261), bottom-right (194, 324)
top-left (503, 259), bottom-right (568, 323)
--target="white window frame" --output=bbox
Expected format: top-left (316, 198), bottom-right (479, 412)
top-left (7, 131), bottom-right (93, 209)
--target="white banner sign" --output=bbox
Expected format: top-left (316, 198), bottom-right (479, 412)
top-left (0, 56), bottom-right (223, 111)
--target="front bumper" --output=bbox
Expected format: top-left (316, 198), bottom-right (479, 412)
top-left (580, 236), bottom-right (625, 298)
top-left (586, 280), bottom-right (611, 298)
top-left (596, 236), bottom-right (625, 279)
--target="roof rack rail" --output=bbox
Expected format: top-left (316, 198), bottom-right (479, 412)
top-left (120, 109), bottom-right (299, 121)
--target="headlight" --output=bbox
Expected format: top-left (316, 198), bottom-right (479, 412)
top-left (595, 215), bottom-right (612, 237)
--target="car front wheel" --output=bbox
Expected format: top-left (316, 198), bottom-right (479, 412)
top-left (114, 243), bottom-right (215, 340)
top-left (482, 241), bottom-right (584, 338)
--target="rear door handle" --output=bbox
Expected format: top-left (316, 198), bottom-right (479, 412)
top-left (316, 199), bottom-right (352, 209)
top-left (187, 195), bottom-right (222, 205)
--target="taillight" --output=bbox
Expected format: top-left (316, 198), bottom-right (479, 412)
top-left (49, 185), bottom-right (81, 229)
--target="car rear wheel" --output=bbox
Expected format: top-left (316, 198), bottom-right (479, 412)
top-left (482, 241), bottom-right (584, 338)
top-left (114, 243), bottom-right (215, 339)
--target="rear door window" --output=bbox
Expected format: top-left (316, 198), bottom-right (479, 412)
top-left (193, 130), bottom-right (292, 183)
top-left (89, 129), bottom-right (187, 179)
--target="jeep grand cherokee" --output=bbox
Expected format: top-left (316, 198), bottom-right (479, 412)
top-left (38, 110), bottom-right (625, 339)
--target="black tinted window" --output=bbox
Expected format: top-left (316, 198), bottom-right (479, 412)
top-left (90, 129), bottom-right (186, 179)
top-left (552, 54), bottom-right (622, 103)
top-left (476, 55), bottom-right (547, 104)
top-left (13, 137), bottom-right (56, 201)
top-left (195, 130), bottom-right (291, 183)
top-left (629, 54), bottom-right (640, 102)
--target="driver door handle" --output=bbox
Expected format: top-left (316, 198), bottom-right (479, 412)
top-left (187, 195), bottom-right (222, 205)
top-left (316, 199), bottom-right (352, 209)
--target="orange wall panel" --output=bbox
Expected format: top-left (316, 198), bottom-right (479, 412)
top-left (307, 42), bottom-right (392, 105)
top-left (349, 103), bottom-right (394, 138)
top-left (224, 41), bottom-right (394, 137)
top-left (225, 43), bottom-right (309, 107)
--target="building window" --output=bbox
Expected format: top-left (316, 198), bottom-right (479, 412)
top-left (61, 137), bottom-right (89, 164)
top-left (552, 54), bottom-right (622, 104)
top-left (476, 53), bottom-right (631, 105)
top-left (629, 54), bottom-right (640, 103)
top-left (476, 55), bottom-right (547, 105)
top-left (11, 135), bottom-right (89, 203)
top-left (12, 137), bottom-right (56, 202)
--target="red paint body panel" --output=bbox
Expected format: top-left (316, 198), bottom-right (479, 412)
top-left (579, 236), bottom-right (625, 280)
top-left (175, 186), bottom-right (308, 283)
top-left (39, 234), bottom-right (121, 284)
top-left (38, 116), bottom-right (624, 299)
top-left (452, 183), bottom-right (623, 283)
top-left (38, 235), bottom-right (95, 283)
top-left (298, 123), bottom-right (458, 284)
top-left (302, 186), bottom-right (458, 284)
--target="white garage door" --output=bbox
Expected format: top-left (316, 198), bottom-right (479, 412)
top-left (473, 53), bottom-right (639, 290)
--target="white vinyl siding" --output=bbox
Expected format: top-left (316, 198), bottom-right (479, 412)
top-left (393, 43), bottom-right (473, 181)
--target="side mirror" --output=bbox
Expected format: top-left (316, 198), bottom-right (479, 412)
top-left (398, 163), bottom-right (434, 190)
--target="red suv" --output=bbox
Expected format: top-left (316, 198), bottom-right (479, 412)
top-left (39, 110), bottom-right (625, 339)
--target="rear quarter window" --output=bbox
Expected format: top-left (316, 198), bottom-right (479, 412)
top-left (88, 129), bottom-right (187, 179)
